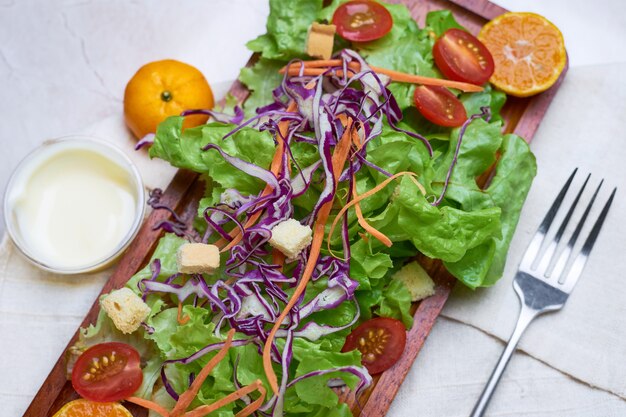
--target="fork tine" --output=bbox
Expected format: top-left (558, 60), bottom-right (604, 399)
top-left (537, 173), bottom-right (590, 275)
top-left (552, 179), bottom-right (603, 282)
top-left (519, 168), bottom-right (578, 270)
top-left (560, 187), bottom-right (617, 293)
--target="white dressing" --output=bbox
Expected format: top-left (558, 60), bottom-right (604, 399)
top-left (5, 139), bottom-right (144, 272)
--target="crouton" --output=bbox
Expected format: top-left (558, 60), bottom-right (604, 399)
top-left (307, 22), bottom-right (336, 60)
top-left (392, 261), bottom-right (436, 301)
top-left (176, 243), bottom-right (220, 274)
top-left (269, 219), bottom-right (313, 259)
top-left (101, 287), bottom-right (151, 334)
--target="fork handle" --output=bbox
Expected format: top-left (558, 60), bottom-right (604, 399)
top-left (469, 304), bottom-right (539, 417)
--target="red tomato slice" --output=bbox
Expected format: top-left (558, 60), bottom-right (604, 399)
top-left (342, 317), bottom-right (406, 374)
top-left (332, 0), bottom-right (393, 42)
top-left (413, 85), bottom-right (468, 127)
top-left (71, 342), bottom-right (143, 402)
top-left (433, 28), bottom-right (495, 85)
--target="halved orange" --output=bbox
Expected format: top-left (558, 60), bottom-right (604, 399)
top-left (52, 399), bottom-right (133, 417)
top-left (478, 12), bottom-right (566, 97)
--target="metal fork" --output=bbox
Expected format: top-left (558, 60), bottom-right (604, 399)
top-left (470, 169), bottom-right (617, 417)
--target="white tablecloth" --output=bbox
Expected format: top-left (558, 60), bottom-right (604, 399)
top-left (2, 1), bottom-right (626, 416)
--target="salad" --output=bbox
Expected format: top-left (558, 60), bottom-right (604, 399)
top-left (64, 1), bottom-right (536, 416)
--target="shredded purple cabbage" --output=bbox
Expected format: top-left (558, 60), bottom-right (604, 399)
top-left (138, 49), bottom-right (497, 411)
top-left (432, 106), bottom-right (492, 206)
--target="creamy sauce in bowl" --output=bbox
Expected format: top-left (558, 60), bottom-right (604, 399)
top-left (4, 138), bottom-right (145, 273)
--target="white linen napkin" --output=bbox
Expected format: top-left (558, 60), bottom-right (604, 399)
top-left (442, 62), bottom-right (626, 399)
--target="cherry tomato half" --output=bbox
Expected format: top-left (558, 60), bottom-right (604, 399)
top-left (71, 342), bottom-right (143, 402)
top-left (332, 0), bottom-right (393, 42)
top-left (342, 317), bottom-right (406, 374)
top-left (413, 85), bottom-right (468, 127)
top-left (433, 28), bottom-right (495, 85)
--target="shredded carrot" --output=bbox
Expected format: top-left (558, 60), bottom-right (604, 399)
top-left (327, 172), bottom-right (426, 250)
top-left (126, 397), bottom-right (171, 417)
top-left (349, 127), bottom-right (391, 248)
top-left (282, 59), bottom-right (343, 69)
top-left (263, 119), bottom-right (354, 395)
top-left (369, 65), bottom-right (483, 92)
top-left (283, 68), bottom-right (356, 78)
top-left (352, 123), bottom-right (363, 151)
top-left (215, 103), bottom-right (298, 252)
top-left (218, 81), bottom-right (317, 254)
top-left (352, 182), bottom-right (392, 248)
top-left (177, 301), bottom-right (190, 325)
top-left (127, 328), bottom-right (263, 417)
top-left (170, 329), bottom-right (236, 416)
top-left (183, 381), bottom-right (265, 417)
top-left (234, 383), bottom-right (266, 417)
top-left (280, 60), bottom-right (483, 92)
top-left (272, 249), bottom-right (286, 273)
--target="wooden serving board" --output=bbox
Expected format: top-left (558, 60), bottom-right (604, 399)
top-left (23, 0), bottom-right (568, 416)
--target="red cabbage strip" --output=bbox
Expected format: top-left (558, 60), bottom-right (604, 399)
top-left (308, 80), bottom-right (337, 225)
top-left (281, 59), bottom-right (316, 122)
top-left (286, 365), bottom-right (372, 400)
top-left (290, 160), bottom-right (321, 197)
top-left (148, 188), bottom-right (184, 223)
top-left (278, 299), bottom-right (360, 342)
top-left (203, 143), bottom-right (280, 191)
top-left (138, 259), bottom-right (161, 301)
top-left (159, 337), bottom-right (255, 401)
top-left (180, 106), bottom-right (245, 125)
top-left (140, 322), bottom-right (155, 334)
top-left (356, 152), bottom-right (393, 177)
top-left (222, 110), bottom-right (303, 140)
top-left (432, 106), bottom-right (491, 206)
top-left (135, 133), bottom-right (155, 150)
top-left (272, 311), bottom-right (299, 417)
top-left (146, 188), bottom-right (192, 238)
top-left (343, 161), bottom-right (355, 257)
top-left (232, 356), bottom-right (253, 406)
top-left (141, 276), bottom-right (240, 320)
top-left (203, 206), bottom-right (245, 242)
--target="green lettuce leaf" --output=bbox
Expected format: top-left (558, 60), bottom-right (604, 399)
top-left (150, 117), bottom-right (275, 195)
top-left (247, 0), bottom-right (324, 60)
top-left (429, 118), bottom-right (504, 211)
top-left (445, 134), bottom-right (537, 287)
top-left (239, 58), bottom-right (285, 113)
top-left (365, 176), bottom-right (501, 262)
top-left (425, 10), bottom-right (464, 37)
top-left (126, 233), bottom-right (187, 293)
top-left (350, 239), bottom-right (393, 290)
top-left (376, 278), bottom-right (414, 328)
top-left (290, 338), bottom-right (361, 408)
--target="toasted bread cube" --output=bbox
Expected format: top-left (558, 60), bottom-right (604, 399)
top-left (307, 22), bottom-right (336, 60)
top-left (269, 219), bottom-right (313, 259)
top-left (176, 243), bottom-right (220, 274)
top-left (101, 288), bottom-right (151, 334)
top-left (392, 261), bottom-right (436, 302)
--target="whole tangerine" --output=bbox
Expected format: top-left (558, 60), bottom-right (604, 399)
top-left (124, 59), bottom-right (214, 139)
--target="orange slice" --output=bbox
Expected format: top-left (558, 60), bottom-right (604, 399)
top-left (478, 12), bottom-right (566, 97)
top-left (52, 399), bottom-right (133, 417)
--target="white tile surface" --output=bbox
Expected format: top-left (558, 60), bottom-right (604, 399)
top-left (1, 1), bottom-right (626, 416)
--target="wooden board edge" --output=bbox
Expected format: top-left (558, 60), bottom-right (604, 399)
top-left (22, 169), bottom-right (199, 417)
top-left (449, 0), bottom-right (508, 20)
top-left (359, 270), bottom-right (455, 415)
